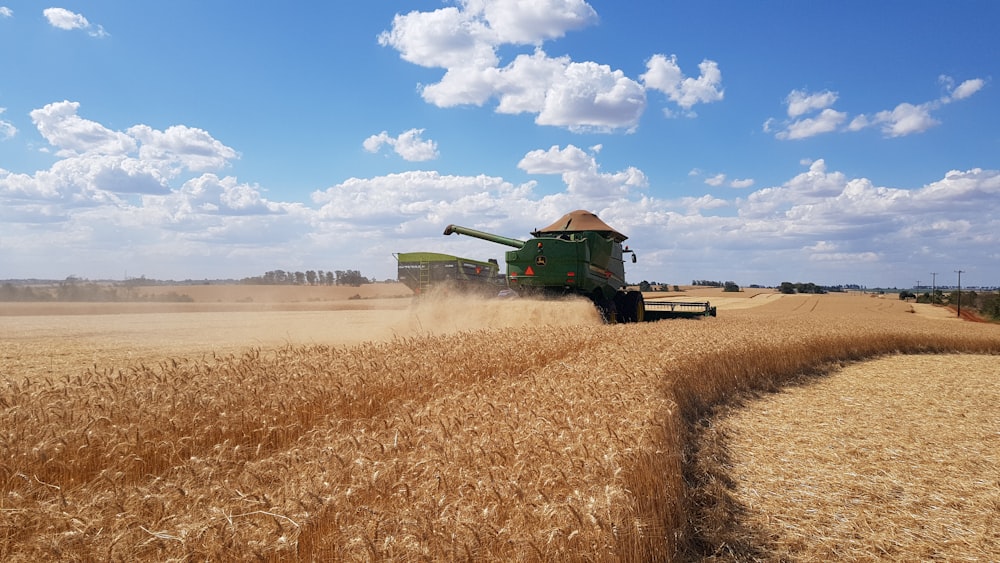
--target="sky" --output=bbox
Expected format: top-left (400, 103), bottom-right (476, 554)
top-left (1, 1), bottom-right (998, 289)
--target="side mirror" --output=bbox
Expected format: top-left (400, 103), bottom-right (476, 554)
top-left (631, 253), bottom-right (637, 263)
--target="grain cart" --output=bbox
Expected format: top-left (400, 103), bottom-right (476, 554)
top-left (443, 210), bottom-right (716, 322)
top-left (395, 252), bottom-right (502, 295)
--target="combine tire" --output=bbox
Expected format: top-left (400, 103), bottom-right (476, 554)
top-left (614, 291), bottom-right (645, 323)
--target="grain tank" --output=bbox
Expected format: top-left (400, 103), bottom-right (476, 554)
top-left (443, 210), bottom-right (647, 322)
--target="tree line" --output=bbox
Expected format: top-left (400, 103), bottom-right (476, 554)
top-left (240, 269), bottom-right (371, 287)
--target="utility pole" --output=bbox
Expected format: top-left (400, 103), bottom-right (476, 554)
top-left (955, 270), bottom-right (964, 318)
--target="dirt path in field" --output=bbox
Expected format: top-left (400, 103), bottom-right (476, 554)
top-left (698, 354), bottom-right (1000, 561)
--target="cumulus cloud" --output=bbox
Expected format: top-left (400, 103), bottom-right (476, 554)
top-left (363, 128), bottom-right (440, 161)
top-left (641, 55), bottom-right (724, 114)
top-left (43, 7), bottom-right (108, 37)
top-left (784, 89), bottom-right (838, 118)
top-left (767, 76), bottom-right (985, 140)
top-left (2, 107), bottom-right (998, 285)
top-left (31, 101), bottom-right (136, 157)
top-left (3, 101), bottom-right (239, 205)
top-left (518, 144), bottom-right (647, 197)
top-left (380, 1), bottom-right (720, 131)
top-left (0, 6), bottom-right (12, 18)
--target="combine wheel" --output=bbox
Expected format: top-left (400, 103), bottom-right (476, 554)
top-left (629, 290), bottom-right (645, 322)
top-left (615, 291), bottom-right (645, 323)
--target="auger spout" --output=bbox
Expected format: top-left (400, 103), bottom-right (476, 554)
top-left (443, 224), bottom-right (526, 249)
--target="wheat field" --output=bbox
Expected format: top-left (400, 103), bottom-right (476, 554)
top-left (1, 290), bottom-right (998, 560)
top-left (697, 354), bottom-right (999, 561)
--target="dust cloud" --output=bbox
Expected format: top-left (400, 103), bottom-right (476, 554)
top-left (395, 290), bottom-right (603, 337)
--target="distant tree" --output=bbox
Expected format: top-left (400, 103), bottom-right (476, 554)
top-left (638, 280), bottom-right (652, 292)
top-left (336, 269), bottom-right (369, 287)
top-left (306, 270), bottom-right (317, 285)
top-left (325, 271), bottom-right (335, 286)
top-left (723, 281), bottom-right (740, 292)
top-left (779, 282), bottom-right (796, 294)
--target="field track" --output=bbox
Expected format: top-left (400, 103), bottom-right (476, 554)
top-left (1, 287), bottom-right (998, 560)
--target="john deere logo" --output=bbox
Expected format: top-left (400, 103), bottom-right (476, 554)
top-left (535, 256), bottom-right (546, 266)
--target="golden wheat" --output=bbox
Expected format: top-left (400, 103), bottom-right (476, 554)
top-left (0, 292), bottom-right (997, 560)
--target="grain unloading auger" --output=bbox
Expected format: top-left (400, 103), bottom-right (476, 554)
top-left (443, 210), bottom-right (716, 322)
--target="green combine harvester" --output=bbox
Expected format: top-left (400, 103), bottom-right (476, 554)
top-left (439, 210), bottom-right (716, 322)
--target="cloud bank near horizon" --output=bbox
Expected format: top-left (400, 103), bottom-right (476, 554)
top-left (2, 101), bottom-right (997, 287)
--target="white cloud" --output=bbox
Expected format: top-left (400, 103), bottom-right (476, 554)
top-left (777, 108), bottom-right (847, 140)
top-left (478, 0), bottom-right (597, 44)
top-left (704, 173), bottom-right (726, 187)
top-left (518, 144), bottom-right (647, 197)
top-left (31, 101), bottom-right (136, 156)
top-left (535, 61), bottom-right (646, 131)
top-left (3, 103), bottom-right (999, 286)
top-left (381, 2), bottom-right (720, 132)
top-left (871, 102), bottom-right (938, 137)
top-left (3, 101), bottom-right (238, 205)
top-left (43, 7), bottom-right (108, 37)
top-left (363, 128), bottom-right (439, 161)
top-left (941, 75), bottom-right (985, 101)
top-left (0, 107), bottom-right (16, 140)
top-left (785, 89), bottom-right (837, 118)
top-left (768, 76), bottom-right (984, 140)
top-left (0, 6), bottom-right (12, 18)
top-left (129, 124), bottom-right (240, 172)
top-left (950, 78), bottom-right (984, 100)
top-left (641, 55), bottom-right (724, 112)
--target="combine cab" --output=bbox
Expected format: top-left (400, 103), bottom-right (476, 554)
top-left (441, 210), bottom-right (716, 322)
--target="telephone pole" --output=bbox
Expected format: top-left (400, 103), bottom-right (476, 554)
top-left (955, 270), bottom-right (964, 318)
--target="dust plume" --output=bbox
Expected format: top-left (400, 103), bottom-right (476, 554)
top-left (398, 289), bottom-right (603, 336)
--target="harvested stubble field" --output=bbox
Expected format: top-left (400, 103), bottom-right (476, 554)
top-left (1, 287), bottom-right (998, 561)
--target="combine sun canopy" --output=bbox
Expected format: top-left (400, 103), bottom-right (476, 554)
top-left (532, 210), bottom-right (628, 242)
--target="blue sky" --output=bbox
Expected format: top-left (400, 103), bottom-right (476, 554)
top-left (1, 1), bottom-right (997, 288)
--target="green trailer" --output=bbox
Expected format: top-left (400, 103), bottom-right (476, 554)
top-left (395, 252), bottom-right (502, 295)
